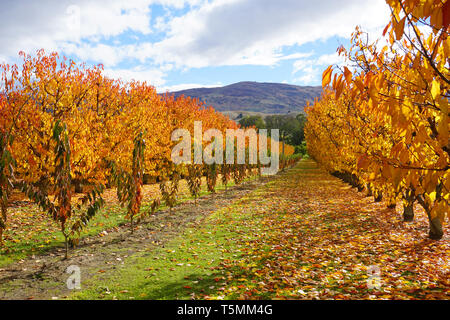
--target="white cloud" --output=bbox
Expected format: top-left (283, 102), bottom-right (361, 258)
top-left (0, 0), bottom-right (202, 62)
top-left (103, 66), bottom-right (167, 87)
top-left (316, 53), bottom-right (346, 66)
top-left (0, 0), bottom-right (391, 87)
top-left (292, 52), bottom-right (346, 85)
top-left (157, 82), bottom-right (223, 93)
top-left (294, 73), bottom-right (316, 85)
top-left (293, 59), bottom-right (314, 75)
top-left (141, 0), bottom-right (390, 68)
top-left (61, 43), bottom-right (129, 67)
top-left (0, 1), bottom-right (155, 58)
top-left (33, 0), bottom-right (387, 69)
top-left (280, 52), bottom-right (314, 61)
top-left (292, 60), bottom-right (316, 85)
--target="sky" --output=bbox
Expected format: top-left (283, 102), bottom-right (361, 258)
top-left (0, 0), bottom-right (391, 92)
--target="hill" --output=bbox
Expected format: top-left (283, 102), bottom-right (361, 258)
top-left (169, 81), bottom-right (322, 117)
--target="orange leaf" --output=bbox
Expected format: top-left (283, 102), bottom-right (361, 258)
top-left (322, 66), bottom-right (333, 88)
top-left (394, 17), bottom-right (406, 41)
top-left (343, 66), bottom-right (352, 84)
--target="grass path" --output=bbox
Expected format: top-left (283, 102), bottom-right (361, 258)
top-left (73, 160), bottom-right (449, 300)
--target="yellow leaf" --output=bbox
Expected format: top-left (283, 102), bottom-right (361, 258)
top-left (431, 80), bottom-right (440, 100)
top-left (437, 100), bottom-right (449, 147)
top-left (429, 191), bottom-right (437, 203)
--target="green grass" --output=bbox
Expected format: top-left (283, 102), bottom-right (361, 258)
top-left (69, 170), bottom-right (283, 300)
top-left (0, 205), bottom-right (128, 267)
top-left (70, 201), bottom-right (260, 300)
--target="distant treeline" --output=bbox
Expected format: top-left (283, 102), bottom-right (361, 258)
top-left (238, 114), bottom-right (307, 155)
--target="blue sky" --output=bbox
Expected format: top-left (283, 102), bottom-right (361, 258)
top-left (0, 0), bottom-right (390, 92)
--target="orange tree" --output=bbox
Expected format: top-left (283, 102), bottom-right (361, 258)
top-left (0, 93), bottom-right (16, 245)
top-left (1, 47), bottom-right (297, 253)
top-left (306, 0), bottom-right (449, 239)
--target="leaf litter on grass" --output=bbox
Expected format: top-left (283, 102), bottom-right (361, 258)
top-left (199, 160), bottom-right (449, 300)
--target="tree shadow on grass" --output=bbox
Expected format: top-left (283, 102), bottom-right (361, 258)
top-left (118, 272), bottom-right (228, 300)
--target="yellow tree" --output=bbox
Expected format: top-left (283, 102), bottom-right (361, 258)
top-left (306, 0), bottom-right (449, 239)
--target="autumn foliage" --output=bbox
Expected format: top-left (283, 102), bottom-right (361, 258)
top-left (0, 49), bottom-right (296, 256)
top-left (306, 0), bottom-right (449, 239)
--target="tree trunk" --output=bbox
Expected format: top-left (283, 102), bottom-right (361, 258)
top-left (429, 216), bottom-right (443, 240)
top-left (366, 184), bottom-right (373, 197)
top-left (143, 174), bottom-right (151, 185)
top-left (374, 191), bottom-right (383, 202)
top-left (387, 197), bottom-right (397, 209)
top-left (350, 174), bottom-right (358, 188)
top-left (403, 204), bottom-right (414, 222)
top-left (403, 189), bottom-right (415, 222)
top-left (417, 194), bottom-right (444, 240)
top-left (74, 180), bottom-right (83, 194)
top-left (63, 233), bottom-right (69, 260)
top-left (281, 133), bottom-right (285, 172)
top-left (0, 211), bottom-right (5, 247)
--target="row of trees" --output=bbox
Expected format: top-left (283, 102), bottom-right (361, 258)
top-left (239, 114), bottom-right (307, 154)
top-left (0, 50), bottom-right (299, 257)
top-left (305, 0), bottom-right (449, 239)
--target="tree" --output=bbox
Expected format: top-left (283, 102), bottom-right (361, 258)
top-left (111, 132), bottom-right (146, 232)
top-left (265, 115), bottom-right (306, 148)
top-left (187, 164), bottom-right (202, 204)
top-left (160, 170), bottom-right (180, 214)
top-left (205, 164), bottom-right (218, 193)
top-left (0, 130), bottom-right (14, 245)
top-left (239, 115), bottom-right (265, 129)
top-left (0, 48), bottom-right (299, 252)
top-left (306, 0), bottom-right (449, 240)
top-left (19, 121), bottom-right (105, 258)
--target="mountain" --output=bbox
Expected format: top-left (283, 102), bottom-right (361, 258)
top-left (169, 81), bottom-right (322, 117)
